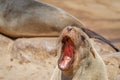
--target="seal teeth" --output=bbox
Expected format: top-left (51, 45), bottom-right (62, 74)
top-left (59, 56), bottom-right (71, 70)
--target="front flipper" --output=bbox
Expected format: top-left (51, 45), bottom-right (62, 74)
top-left (81, 27), bottom-right (120, 52)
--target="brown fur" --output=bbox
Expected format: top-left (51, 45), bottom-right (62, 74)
top-left (51, 26), bottom-right (108, 80)
top-left (0, 0), bottom-right (82, 37)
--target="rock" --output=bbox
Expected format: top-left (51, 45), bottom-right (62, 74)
top-left (0, 34), bottom-right (120, 80)
top-left (0, 34), bottom-right (13, 53)
top-left (11, 37), bottom-right (58, 62)
top-left (0, 35), bottom-right (58, 80)
top-left (114, 75), bottom-right (120, 80)
top-left (103, 53), bottom-right (120, 80)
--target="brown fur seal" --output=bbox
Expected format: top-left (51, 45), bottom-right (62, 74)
top-left (0, 0), bottom-right (119, 51)
top-left (51, 26), bottom-right (108, 80)
top-left (0, 0), bottom-right (82, 37)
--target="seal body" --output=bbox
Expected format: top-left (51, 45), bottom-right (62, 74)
top-left (51, 26), bottom-right (108, 80)
top-left (0, 0), bottom-right (83, 37)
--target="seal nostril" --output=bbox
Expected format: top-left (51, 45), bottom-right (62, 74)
top-left (67, 27), bottom-right (72, 32)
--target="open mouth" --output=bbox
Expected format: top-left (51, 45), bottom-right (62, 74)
top-left (58, 36), bottom-right (75, 71)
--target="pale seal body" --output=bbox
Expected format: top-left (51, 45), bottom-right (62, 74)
top-left (0, 0), bottom-right (82, 37)
top-left (51, 26), bottom-right (108, 80)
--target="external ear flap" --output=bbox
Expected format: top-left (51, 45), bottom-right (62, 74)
top-left (90, 47), bottom-right (95, 58)
top-left (81, 27), bottom-right (120, 52)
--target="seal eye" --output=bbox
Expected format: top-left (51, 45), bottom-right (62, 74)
top-left (81, 35), bottom-right (85, 41)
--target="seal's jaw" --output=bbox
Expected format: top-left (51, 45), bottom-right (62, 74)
top-left (58, 36), bottom-right (75, 71)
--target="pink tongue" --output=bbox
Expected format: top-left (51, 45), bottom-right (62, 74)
top-left (59, 56), bottom-right (71, 69)
top-left (63, 41), bottom-right (74, 57)
top-left (59, 41), bottom-right (74, 69)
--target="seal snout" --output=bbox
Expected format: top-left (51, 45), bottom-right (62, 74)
top-left (67, 26), bottom-right (73, 32)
